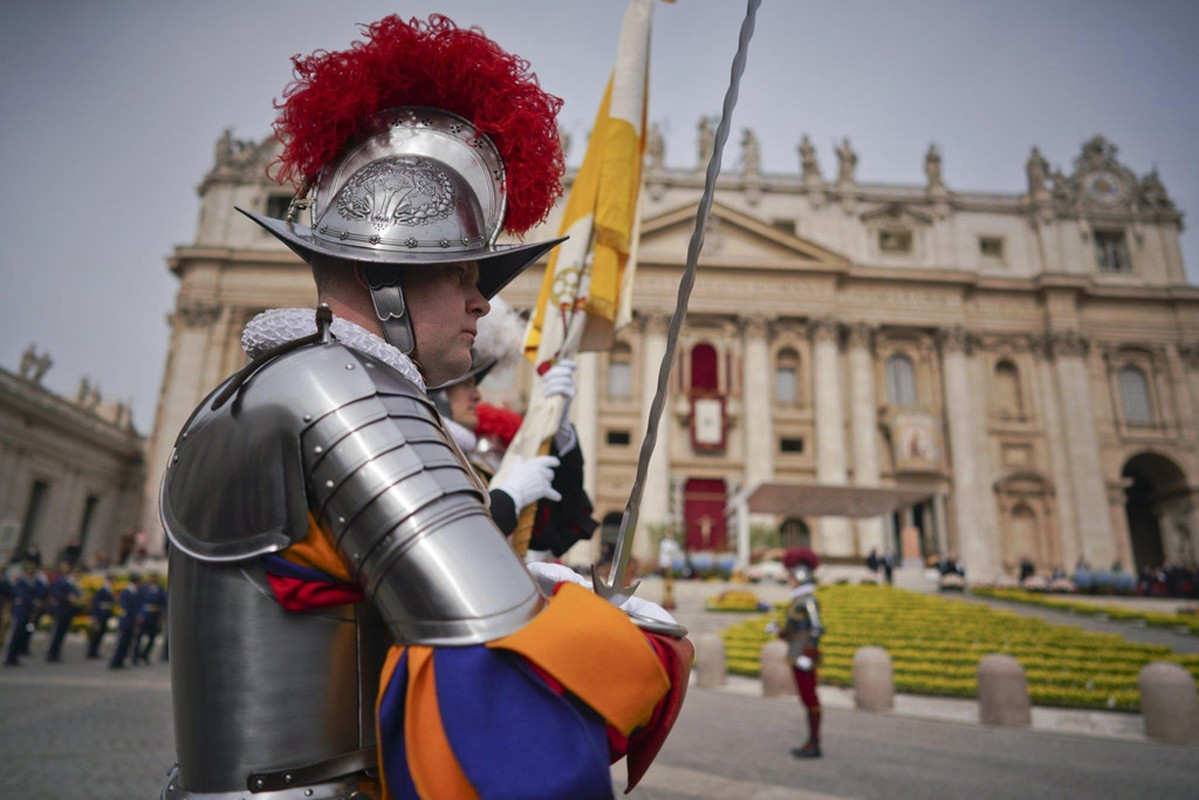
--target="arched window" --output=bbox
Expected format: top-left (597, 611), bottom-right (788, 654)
top-left (775, 347), bottom-right (799, 405)
top-left (606, 343), bottom-right (632, 399)
top-left (886, 354), bottom-right (918, 406)
top-left (994, 360), bottom-right (1022, 418)
top-left (690, 343), bottom-right (718, 392)
top-left (1118, 366), bottom-right (1153, 424)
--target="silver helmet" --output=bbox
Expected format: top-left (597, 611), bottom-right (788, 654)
top-left (240, 107), bottom-right (564, 353)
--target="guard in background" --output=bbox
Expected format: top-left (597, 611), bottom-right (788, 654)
top-left (133, 572), bottom-right (166, 664)
top-left (108, 572), bottom-right (142, 669)
top-left (86, 572), bottom-right (115, 659)
top-left (3, 556), bottom-right (39, 666)
top-left (45, 562), bottom-right (82, 662)
top-left (428, 299), bottom-right (597, 558)
top-left (779, 547), bottom-right (824, 758)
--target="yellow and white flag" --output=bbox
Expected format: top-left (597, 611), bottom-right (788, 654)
top-left (524, 0), bottom-right (653, 365)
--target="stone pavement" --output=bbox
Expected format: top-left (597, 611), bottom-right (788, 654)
top-left (2, 575), bottom-right (1196, 798)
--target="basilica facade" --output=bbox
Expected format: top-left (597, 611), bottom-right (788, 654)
top-left (140, 126), bottom-right (1197, 582)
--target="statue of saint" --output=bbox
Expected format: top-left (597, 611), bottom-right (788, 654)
top-left (924, 144), bottom-right (944, 189)
top-left (697, 115), bottom-right (716, 169)
top-left (1025, 146), bottom-right (1049, 196)
top-left (835, 137), bottom-right (857, 184)
top-left (646, 122), bottom-right (665, 170)
top-left (798, 135), bottom-right (820, 181)
top-left (740, 128), bottom-right (761, 177)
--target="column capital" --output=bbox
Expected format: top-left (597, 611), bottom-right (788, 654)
top-left (845, 321), bottom-right (877, 351)
top-left (809, 316), bottom-right (841, 345)
top-left (1046, 328), bottom-right (1090, 359)
top-left (174, 299), bottom-right (223, 328)
top-left (637, 312), bottom-right (671, 338)
top-left (936, 324), bottom-right (976, 355)
top-left (1177, 341), bottom-right (1199, 370)
top-left (737, 313), bottom-right (771, 340)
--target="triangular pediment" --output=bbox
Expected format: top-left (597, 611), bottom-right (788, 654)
top-left (638, 200), bottom-right (849, 268)
top-left (859, 202), bottom-right (934, 226)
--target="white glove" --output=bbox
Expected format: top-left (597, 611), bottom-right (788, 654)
top-left (525, 562), bottom-right (678, 625)
top-left (764, 620), bottom-right (780, 635)
top-left (493, 454), bottom-right (561, 510)
top-left (542, 359), bottom-right (578, 454)
top-left (795, 654), bottom-right (814, 671)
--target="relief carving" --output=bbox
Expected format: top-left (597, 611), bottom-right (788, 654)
top-left (809, 317), bottom-right (840, 345)
top-left (176, 300), bottom-right (223, 328)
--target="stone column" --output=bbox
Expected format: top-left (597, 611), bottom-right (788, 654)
top-left (1050, 331), bottom-right (1116, 567)
top-left (811, 318), bottom-right (851, 554)
top-left (1033, 336), bottom-right (1081, 568)
top-left (574, 351), bottom-right (600, 499)
top-left (740, 314), bottom-right (774, 488)
top-left (0, 444), bottom-right (21, 518)
top-left (939, 326), bottom-right (999, 579)
top-left (847, 323), bottom-right (886, 554)
top-left (637, 314), bottom-right (671, 563)
top-left (139, 298), bottom-right (223, 552)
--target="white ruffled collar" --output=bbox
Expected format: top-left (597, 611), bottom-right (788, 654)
top-left (241, 307), bottom-right (426, 392)
top-left (443, 417), bottom-right (478, 453)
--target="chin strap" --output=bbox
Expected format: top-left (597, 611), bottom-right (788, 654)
top-left (364, 265), bottom-right (415, 354)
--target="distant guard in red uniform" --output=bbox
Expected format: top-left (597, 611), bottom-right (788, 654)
top-left (779, 547), bottom-right (824, 758)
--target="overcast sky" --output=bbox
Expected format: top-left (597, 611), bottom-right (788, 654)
top-left (2, 0), bottom-right (1196, 434)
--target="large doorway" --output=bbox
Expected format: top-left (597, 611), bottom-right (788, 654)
top-left (1122, 453), bottom-right (1190, 573)
top-left (683, 478), bottom-right (727, 551)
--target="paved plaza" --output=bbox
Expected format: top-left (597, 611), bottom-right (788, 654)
top-left (1, 574), bottom-right (1196, 798)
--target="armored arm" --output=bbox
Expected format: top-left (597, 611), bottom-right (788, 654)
top-left (162, 341), bottom-right (542, 647)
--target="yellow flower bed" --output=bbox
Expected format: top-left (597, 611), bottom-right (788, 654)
top-left (705, 589), bottom-right (767, 612)
top-left (972, 587), bottom-right (1199, 635)
top-left (719, 584), bottom-right (1199, 713)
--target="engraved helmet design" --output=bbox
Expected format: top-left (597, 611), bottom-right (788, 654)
top-left (241, 107), bottom-right (563, 301)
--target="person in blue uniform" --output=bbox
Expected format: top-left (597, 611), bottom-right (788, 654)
top-left (3, 557), bottom-right (39, 666)
top-left (133, 573), bottom-right (166, 664)
top-left (108, 572), bottom-right (142, 669)
top-left (45, 562), bottom-right (82, 662)
top-left (86, 573), bottom-right (115, 659)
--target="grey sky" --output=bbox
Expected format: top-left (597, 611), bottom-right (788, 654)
top-left (2, 0), bottom-right (1196, 434)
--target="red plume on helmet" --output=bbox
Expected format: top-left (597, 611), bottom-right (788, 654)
top-left (270, 14), bottom-right (564, 236)
top-left (782, 548), bottom-right (820, 571)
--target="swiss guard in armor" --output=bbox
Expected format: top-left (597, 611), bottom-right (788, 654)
top-left (778, 547), bottom-right (824, 758)
top-left (159, 15), bottom-right (691, 800)
top-left (427, 297), bottom-right (597, 557)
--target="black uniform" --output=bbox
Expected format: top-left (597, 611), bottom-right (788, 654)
top-left (45, 571), bottom-right (82, 662)
top-left (87, 580), bottom-right (115, 659)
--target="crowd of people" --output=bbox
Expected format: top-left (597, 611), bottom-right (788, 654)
top-left (1, 549), bottom-right (167, 669)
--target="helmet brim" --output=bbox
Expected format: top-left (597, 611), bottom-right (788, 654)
top-left (237, 207), bottom-right (565, 300)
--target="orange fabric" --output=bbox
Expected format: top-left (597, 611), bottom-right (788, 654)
top-left (404, 646), bottom-right (479, 800)
top-left (486, 583), bottom-right (669, 736)
top-left (282, 513), bottom-right (353, 582)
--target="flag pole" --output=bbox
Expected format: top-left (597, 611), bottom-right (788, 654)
top-left (596, 0), bottom-right (763, 603)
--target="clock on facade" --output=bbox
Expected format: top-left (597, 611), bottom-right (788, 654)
top-left (1081, 169), bottom-right (1127, 205)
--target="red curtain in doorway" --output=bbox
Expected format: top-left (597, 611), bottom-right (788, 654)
top-left (683, 478), bottom-right (727, 551)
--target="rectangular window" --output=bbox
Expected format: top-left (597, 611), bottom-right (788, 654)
top-left (979, 236), bottom-right (1005, 262)
top-left (779, 437), bottom-right (804, 454)
top-left (775, 367), bottom-right (797, 405)
top-left (1094, 230), bottom-right (1131, 273)
top-left (878, 230), bottom-right (913, 255)
top-left (78, 494), bottom-right (100, 548)
top-left (606, 362), bottom-right (632, 399)
top-left (607, 430), bottom-right (631, 446)
top-left (19, 480), bottom-right (50, 555)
